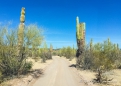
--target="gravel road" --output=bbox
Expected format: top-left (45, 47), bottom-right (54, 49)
top-left (33, 56), bottom-right (86, 86)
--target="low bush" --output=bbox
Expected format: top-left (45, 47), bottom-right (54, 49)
top-left (77, 38), bottom-right (121, 83)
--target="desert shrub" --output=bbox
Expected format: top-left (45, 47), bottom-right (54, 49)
top-left (79, 38), bottom-right (121, 83)
top-left (0, 72), bottom-right (2, 83)
top-left (40, 53), bottom-right (46, 63)
top-left (80, 45), bottom-right (94, 69)
top-left (0, 43), bottom-right (30, 76)
top-left (60, 47), bottom-right (66, 56)
top-left (52, 51), bottom-right (58, 56)
top-left (0, 24), bottom-right (44, 83)
top-left (39, 43), bottom-right (52, 63)
top-left (58, 46), bottom-right (76, 60)
top-left (46, 52), bottom-right (52, 59)
top-left (22, 61), bottom-right (33, 73)
top-left (40, 50), bottom-right (52, 63)
top-left (65, 47), bottom-right (73, 60)
top-left (80, 39), bottom-right (119, 70)
top-left (24, 24), bottom-right (43, 57)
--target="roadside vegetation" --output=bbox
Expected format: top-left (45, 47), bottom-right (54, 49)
top-left (0, 7), bottom-right (121, 86)
top-left (0, 8), bottom-right (52, 84)
top-left (55, 38), bottom-right (121, 84)
top-left (59, 46), bottom-right (76, 60)
top-left (80, 38), bottom-right (121, 83)
top-left (75, 16), bottom-right (121, 84)
top-left (0, 24), bottom-right (43, 83)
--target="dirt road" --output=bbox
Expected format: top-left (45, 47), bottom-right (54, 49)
top-left (33, 56), bottom-right (86, 86)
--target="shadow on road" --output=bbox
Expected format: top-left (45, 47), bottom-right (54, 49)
top-left (29, 69), bottom-right (44, 78)
top-left (69, 64), bottom-right (76, 68)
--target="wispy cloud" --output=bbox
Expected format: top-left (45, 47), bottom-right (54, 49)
top-left (0, 22), bottom-right (2, 25)
top-left (0, 20), bottom-right (13, 26)
top-left (8, 20), bottom-right (13, 25)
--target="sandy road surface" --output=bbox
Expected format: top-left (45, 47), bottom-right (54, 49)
top-left (33, 56), bottom-right (86, 86)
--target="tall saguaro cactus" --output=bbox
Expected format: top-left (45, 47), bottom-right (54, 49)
top-left (17, 7), bottom-right (25, 57)
top-left (90, 38), bottom-right (93, 51)
top-left (76, 16), bottom-right (86, 68)
top-left (49, 44), bottom-right (53, 59)
top-left (50, 44), bottom-right (53, 52)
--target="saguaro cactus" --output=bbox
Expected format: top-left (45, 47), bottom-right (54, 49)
top-left (17, 7), bottom-right (25, 57)
top-left (90, 38), bottom-right (93, 51)
top-left (50, 44), bottom-right (53, 52)
top-left (49, 44), bottom-right (53, 59)
top-left (108, 38), bottom-right (110, 45)
top-left (116, 44), bottom-right (119, 50)
top-left (76, 16), bottom-right (86, 68)
top-left (82, 23), bottom-right (86, 45)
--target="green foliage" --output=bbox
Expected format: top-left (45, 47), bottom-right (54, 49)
top-left (23, 61), bottom-right (33, 73)
top-left (39, 50), bottom-right (52, 63)
top-left (58, 46), bottom-right (76, 60)
top-left (0, 24), bottom-right (44, 83)
top-left (78, 38), bottom-right (121, 83)
top-left (39, 42), bottom-right (52, 63)
top-left (60, 47), bottom-right (66, 56)
top-left (0, 26), bottom-right (7, 45)
top-left (80, 38), bottom-right (121, 70)
top-left (65, 47), bottom-right (73, 59)
top-left (50, 44), bottom-right (53, 52)
top-left (24, 24), bottom-right (43, 47)
top-left (24, 24), bottom-right (43, 58)
top-left (52, 50), bottom-right (59, 56)
top-left (90, 38), bottom-right (93, 51)
top-left (24, 24), bottom-right (43, 57)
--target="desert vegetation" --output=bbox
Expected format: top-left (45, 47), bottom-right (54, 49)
top-left (0, 6), bottom-right (121, 86)
top-left (75, 16), bottom-right (121, 84)
top-left (0, 7), bottom-right (52, 84)
top-left (80, 38), bottom-right (121, 83)
top-left (57, 46), bottom-right (76, 60)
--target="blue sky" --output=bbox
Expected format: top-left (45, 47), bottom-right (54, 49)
top-left (0, 0), bottom-right (121, 48)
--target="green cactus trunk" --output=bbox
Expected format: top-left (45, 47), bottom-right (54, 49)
top-left (17, 7), bottom-right (25, 76)
top-left (76, 16), bottom-right (85, 68)
top-left (90, 38), bottom-right (93, 51)
top-left (17, 7), bottom-right (25, 57)
top-left (49, 44), bottom-right (53, 59)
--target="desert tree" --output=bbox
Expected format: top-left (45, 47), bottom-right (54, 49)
top-left (24, 24), bottom-right (43, 58)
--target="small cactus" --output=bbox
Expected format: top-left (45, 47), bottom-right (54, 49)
top-left (90, 38), bottom-right (93, 51)
top-left (50, 44), bottom-right (53, 52)
top-left (49, 44), bottom-right (53, 59)
top-left (108, 38), bottom-right (110, 45)
top-left (116, 44), bottom-right (119, 50)
top-left (114, 44), bottom-right (116, 50)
